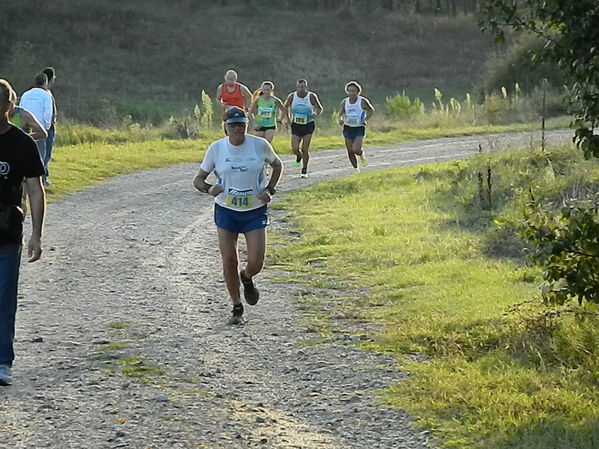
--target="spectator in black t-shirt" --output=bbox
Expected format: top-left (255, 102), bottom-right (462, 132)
top-left (0, 79), bottom-right (46, 386)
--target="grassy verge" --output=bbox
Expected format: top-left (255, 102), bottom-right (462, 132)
top-left (47, 120), bottom-right (562, 200)
top-left (49, 139), bottom-right (202, 198)
top-left (270, 144), bottom-right (599, 448)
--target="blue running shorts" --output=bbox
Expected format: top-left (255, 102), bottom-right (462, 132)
top-left (343, 125), bottom-right (366, 139)
top-left (214, 204), bottom-right (269, 234)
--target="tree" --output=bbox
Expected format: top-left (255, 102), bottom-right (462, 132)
top-left (517, 200), bottom-right (599, 306)
top-left (482, 1), bottom-right (599, 307)
top-left (480, 0), bottom-right (599, 158)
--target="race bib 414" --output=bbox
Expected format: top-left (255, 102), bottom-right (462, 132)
top-left (226, 188), bottom-right (254, 209)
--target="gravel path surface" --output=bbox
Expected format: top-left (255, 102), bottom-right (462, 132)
top-left (0, 130), bottom-right (569, 449)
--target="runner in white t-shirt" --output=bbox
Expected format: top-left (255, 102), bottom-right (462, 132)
top-left (193, 107), bottom-right (283, 325)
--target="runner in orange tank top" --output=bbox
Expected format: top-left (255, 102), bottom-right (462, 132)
top-left (216, 69), bottom-right (252, 120)
top-left (220, 83), bottom-right (243, 109)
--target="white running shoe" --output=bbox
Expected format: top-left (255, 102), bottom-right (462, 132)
top-left (0, 365), bottom-right (12, 386)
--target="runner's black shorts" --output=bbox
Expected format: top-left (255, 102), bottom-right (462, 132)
top-left (255, 126), bottom-right (276, 132)
top-left (291, 122), bottom-right (315, 137)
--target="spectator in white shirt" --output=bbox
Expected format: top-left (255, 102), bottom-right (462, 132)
top-left (19, 73), bottom-right (53, 176)
top-left (41, 67), bottom-right (57, 187)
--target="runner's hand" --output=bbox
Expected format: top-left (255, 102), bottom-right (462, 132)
top-left (258, 190), bottom-right (272, 204)
top-left (209, 185), bottom-right (224, 197)
top-left (27, 236), bottom-right (42, 263)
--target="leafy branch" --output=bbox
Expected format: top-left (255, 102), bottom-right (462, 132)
top-left (480, 0), bottom-right (599, 157)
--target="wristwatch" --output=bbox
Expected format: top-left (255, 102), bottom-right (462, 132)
top-left (266, 186), bottom-right (276, 195)
top-left (200, 182), bottom-right (213, 194)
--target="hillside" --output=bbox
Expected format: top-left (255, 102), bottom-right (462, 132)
top-left (1, 1), bottom-right (495, 124)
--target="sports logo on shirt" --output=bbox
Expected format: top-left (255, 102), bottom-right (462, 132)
top-left (231, 165), bottom-right (248, 172)
top-left (0, 161), bottom-right (10, 178)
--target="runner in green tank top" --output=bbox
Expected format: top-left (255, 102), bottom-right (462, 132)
top-left (10, 107), bottom-right (24, 130)
top-left (257, 96), bottom-right (276, 128)
top-left (248, 81), bottom-right (285, 144)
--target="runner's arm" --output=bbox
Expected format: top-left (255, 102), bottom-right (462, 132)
top-left (195, 144), bottom-right (218, 194)
top-left (240, 84), bottom-right (253, 111)
top-left (362, 97), bottom-right (376, 121)
top-left (24, 176), bottom-right (45, 262)
top-left (248, 97), bottom-right (259, 115)
top-left (248, 97), bottom-right (259, 127)
top-left (193, 169), bottom-right (224, 196)
top-left (275, 97), bottom-right (285, 123)
top-left (267, 156), bottom-right (283, 189)
top-left (22, 109), bottom-right (48, 141)
top-left (258, 155), bottom-right (284, 203)
top-left (337, 100), bottom-right (346, 125)
top-left (310, 93), bottom-right (324, 118)
top-left (282, 94), bottom-right (293, 123)
top-left (193, 169), bottom-right (212, 193)
top-left (216, 84), bottom-right (227, 112)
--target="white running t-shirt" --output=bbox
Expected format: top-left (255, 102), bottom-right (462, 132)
top-left (200, 135), bottom-right (277, 211)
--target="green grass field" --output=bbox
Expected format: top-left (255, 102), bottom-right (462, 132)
top-left (270, 144), bottom-right (599, 449)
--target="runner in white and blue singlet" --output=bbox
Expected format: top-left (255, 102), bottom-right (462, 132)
top-left (337, 81), bottom-right (375, 172)
top-left (283, 79), bottom-right (323, 179)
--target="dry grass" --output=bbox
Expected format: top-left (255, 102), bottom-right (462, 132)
top-left (0, 2), bottom-right (494, 124)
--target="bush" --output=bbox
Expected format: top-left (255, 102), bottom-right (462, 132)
top-left (527, 85), bottom-right (568, 117)
top-left (385, 92), bottom-right (424, 118)
top-left (483, 93), bottom-right (511, 124)
top-left (164, 91), bottom-right (215, 139)
top-left (517, 200), bottom-right (599, 305)
top-left (199, 90), bottom-right (214, 128)
top-left (477, 33), bottom-right (564, 97)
